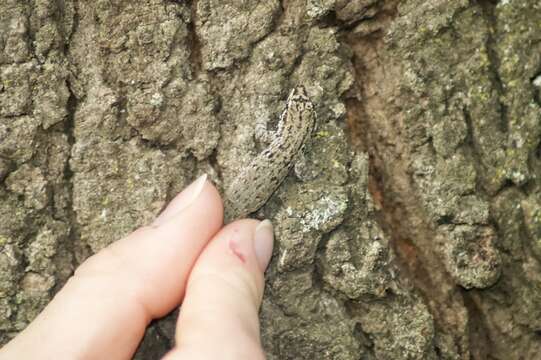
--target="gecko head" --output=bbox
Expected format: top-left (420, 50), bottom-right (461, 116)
top-left (289, 85), bottom-right (308, 100)
top-left (287, 85), bottom-right (314, 112)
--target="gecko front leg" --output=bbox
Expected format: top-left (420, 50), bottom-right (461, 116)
top-left (224, 86), bottom-right (316, 222)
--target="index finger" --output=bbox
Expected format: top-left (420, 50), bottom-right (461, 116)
top-left (0, 176), bottom-right (223, 360)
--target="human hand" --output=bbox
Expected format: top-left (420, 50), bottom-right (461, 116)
top-left (0, 175), bottom-right (274, 359)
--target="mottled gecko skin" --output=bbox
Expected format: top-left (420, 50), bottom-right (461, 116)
top-left (224, 86), bottom-right (316, 222)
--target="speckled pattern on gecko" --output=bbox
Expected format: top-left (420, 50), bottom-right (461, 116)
top-left (224, 86), bottom-right (316, 222)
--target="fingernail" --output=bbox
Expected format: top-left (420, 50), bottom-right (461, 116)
top-left (181, 173), bottom-right (208, 206)
top-left (153, 174), bottom-right (207, 226)
top-left (254, 220), bottom-right (274, 271)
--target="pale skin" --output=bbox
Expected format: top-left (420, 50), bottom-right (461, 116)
top-left (0, 175), bottom-right (274, 359)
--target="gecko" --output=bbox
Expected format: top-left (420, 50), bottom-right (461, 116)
top-left (223, 85), bottom-right (316, 222)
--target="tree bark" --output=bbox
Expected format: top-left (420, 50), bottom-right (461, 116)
top-left (1, 0), bottom-right (540, 358)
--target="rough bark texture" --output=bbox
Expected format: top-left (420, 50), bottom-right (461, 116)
top-left (1, 0), bottom-right (540, 358)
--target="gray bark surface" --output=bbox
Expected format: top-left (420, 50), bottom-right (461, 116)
top-left (1, 0), bottom-right (540, 358)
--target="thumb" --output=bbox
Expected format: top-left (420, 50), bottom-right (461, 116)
top-left (164, 219), bottom-right (274, 360)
